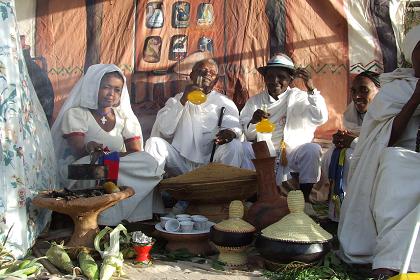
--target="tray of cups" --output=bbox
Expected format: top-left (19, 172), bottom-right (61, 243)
top-left (156, 214), bottom-right (215, 235)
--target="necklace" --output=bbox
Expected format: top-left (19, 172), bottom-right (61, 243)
top-left (97, 109), bottom-right (113, 125)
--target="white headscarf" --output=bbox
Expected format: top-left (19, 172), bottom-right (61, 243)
top-left (51, 64), bottom-right (143, 167)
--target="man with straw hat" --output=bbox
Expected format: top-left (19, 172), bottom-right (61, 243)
top-left (240, 53), bottom-right (328, 211)
top-left (338, 25), bottom-right (420, 277)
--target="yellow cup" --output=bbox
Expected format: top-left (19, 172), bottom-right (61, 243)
top-left (187, 90), bottom-right (207, 105)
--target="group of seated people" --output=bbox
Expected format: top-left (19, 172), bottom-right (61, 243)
top-left (50, 25), bottom-right (419, 276)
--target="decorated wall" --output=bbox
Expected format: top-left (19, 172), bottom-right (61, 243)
top-left (15, 0), bottom-right (407, 140)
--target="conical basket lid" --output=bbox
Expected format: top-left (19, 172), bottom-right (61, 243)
top-left (261, 191), bottom-right (332, 243)
top-left (214, 201), bottom-right (256, 233)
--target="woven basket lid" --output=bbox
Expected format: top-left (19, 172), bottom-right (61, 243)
top-left (261, 191), bottom-right (332, 243)
top-left (160, 163), bottom-right (256, 185)
top-left (214, 201), bottom-right (256, 233)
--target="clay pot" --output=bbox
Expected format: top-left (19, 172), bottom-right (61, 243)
top-left (209, 227), bottom-right (254, 247)
top-left (255, 234), bottom-right (331, 263)
top-left (244, 142), bottom-right (289, 230)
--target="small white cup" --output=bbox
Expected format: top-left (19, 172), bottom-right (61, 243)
top-left (191, 215), bottom-right (206, 220)
top-left (160, 216), bottom-right (172, 228)
top-left (180, 221), bottom-right (194, 233)
top-left (176, 214), bottom-right (191, 219)
top-left (177, 217), bottom-right (192, 222)
top-left (164, 218), bottom-right (180, 232)
top-left (192, 216), bottom-right (208, 231)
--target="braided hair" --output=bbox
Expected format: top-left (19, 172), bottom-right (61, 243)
top-left (355, 71), bottom-right (380, 88)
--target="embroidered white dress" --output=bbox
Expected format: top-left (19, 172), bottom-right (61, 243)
top-left (61, 107), bottom-right (164, 226)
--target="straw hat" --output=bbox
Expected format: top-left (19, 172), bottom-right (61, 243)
top-left (261, 191), bottom-right (332, 243)
top-left (257, 53), bottom-right (295, 75)
top-left (214, 200), bottom-right (255, 233)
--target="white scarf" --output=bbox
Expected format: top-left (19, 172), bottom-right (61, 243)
top-left (342, 102), bottom-right (363, 135)
top-left (171, 101), bottom-right (206, 164)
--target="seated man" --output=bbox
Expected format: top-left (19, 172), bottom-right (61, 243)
top-left (320, 71), bottom-right (380, 222)
top-left (240, 53), bottom-right (328, 203)
top-left (338, 25), bottom-right (420, 277)
top-left (145, 58), bottom-right (243, 176)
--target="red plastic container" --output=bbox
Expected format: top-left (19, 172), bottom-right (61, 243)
top-left (133, 243), bottom-right (154, 264)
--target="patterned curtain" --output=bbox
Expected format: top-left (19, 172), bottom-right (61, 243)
top-left (0, 0), bottom-right (57, 258)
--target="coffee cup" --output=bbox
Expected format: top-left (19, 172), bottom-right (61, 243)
top-left (177, 217), bottom-right (192, 222)
top-left (176, 214), bottom-right (191, 219)
top-left (191, 215), bottom-right (206, 220)
top-left (192, 216), bottom-right (208, 231)
top-left (180, 221), bottom-right (194, 233)
top-left (164, 218), bottom-right (180, 232)
top-left (160, 216), bottom-right (172, 228)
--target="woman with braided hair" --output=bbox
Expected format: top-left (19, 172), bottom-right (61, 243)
top-left (338, 25), bottom-right (420, 277)
top-left (318, 71), bottom-right (380, 222)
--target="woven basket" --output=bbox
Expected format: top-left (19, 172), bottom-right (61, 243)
top-left (158, 178), bottom-right (257, 203)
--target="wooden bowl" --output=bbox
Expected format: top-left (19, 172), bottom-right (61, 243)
top-left (158, 178), bottom-right (257, 203)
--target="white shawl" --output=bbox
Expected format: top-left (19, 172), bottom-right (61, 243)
top-left (342, 102), bottom-right (363, 135)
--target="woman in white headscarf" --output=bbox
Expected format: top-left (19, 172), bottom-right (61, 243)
top-left (51, 64), bottom-right (164, 226)
top-left (338, 25), bottom-right (420, 277)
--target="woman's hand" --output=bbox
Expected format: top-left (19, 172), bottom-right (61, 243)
top-left (85, 141), bottom-right (103, 153)
top-left (295, 67), bottom-right (314, 91)
top-left (214, 129), bottom-right (236, 145)
top-left (332, 130), bottom-right (356, 149)
top-left (249, 109), bottom-right (269, 125)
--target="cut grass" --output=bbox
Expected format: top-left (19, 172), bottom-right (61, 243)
top-left (263, 252), bottom-right (374, 280)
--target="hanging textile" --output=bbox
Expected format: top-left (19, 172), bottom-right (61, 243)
top-left (0, 0), bottom-right (57, 258)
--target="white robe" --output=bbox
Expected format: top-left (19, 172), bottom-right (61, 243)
top-left (240, 88), bottom-right (328, 184)
top-left (338, 68), bottom-right (420, 271)
top-left (61, 108), bottom-right (164, 226)
top-left (146, 90), bottom-right (243, 175)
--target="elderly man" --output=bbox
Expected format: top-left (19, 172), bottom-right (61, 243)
top-left (240, 53), bottom-right (328, 205)
top-left (145, 58), bottom-right (243, 176)
top-left (338, 25), bottom-right (420, 277)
